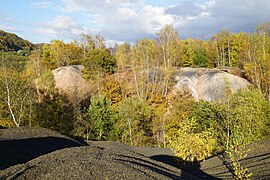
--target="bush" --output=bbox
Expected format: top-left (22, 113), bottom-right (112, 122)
top-left (166, 115), bottom-right (217, 163)
top-left (83, 96), bottom-right (116, 140)
top-left (115, 98), bottom-right (153, 146)
top-left (0, 119), bottom-right (15, 128)
top-left (166, 88), bottom-right (270, 164)
top-left (33, 92), bottom-right (75, 136)
top-left (229, 88), bottom-right (270, 145)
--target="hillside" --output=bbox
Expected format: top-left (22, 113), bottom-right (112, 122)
top-left (173, 68), bottom-right (251, 101)
top-left (0, 127), bottom-right (269, 179)
top-left (0, 30), bottom-right (35, 52)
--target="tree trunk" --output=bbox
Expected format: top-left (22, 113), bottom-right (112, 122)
top-left (128, 120), bottom-right (133, 146)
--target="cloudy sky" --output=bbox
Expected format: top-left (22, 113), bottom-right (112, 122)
top-left (0, 0), bottom-right (269, 44)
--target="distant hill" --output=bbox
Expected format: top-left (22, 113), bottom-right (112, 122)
top-left (0, 30), bottom-right (35, 52)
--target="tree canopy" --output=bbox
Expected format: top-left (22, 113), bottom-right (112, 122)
top-left (0, 30), bottom-right (35, 52)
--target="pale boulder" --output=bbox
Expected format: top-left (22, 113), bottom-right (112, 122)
top-left (174, 68), bottom-right (251, 101)
top-left (52, 65), bottom-right (90, 102)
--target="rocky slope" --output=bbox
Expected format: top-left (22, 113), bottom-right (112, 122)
top-left (173, 68), bottom-right (251, 101)
top-left (36, 65), bottom-right (91, 103)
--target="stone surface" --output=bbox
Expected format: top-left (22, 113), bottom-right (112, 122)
top-left (174, 68), bottom-right (251, 101)
top-left (52, 65), bottom-right (90, 102)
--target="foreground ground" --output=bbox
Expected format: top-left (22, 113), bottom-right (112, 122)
top-left (0, 127), bottom-right (269, 179)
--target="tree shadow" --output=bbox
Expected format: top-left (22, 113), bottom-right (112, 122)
top-left (0, 136), bottom-right (86, 170)
top-left (150, 155), bottom-right (221, 180)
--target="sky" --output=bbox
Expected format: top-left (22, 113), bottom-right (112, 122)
top-left (0, 0), bottom-right (270, 45)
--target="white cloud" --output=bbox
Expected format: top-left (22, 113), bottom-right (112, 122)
top-left (35, 15), bottom-right (88, 41)
top-left (173, 0), bottom-right (270, 38)
top-left (60, 0), bottom-right (144, 12)
top-left (0, 24), bottom-right (19, 32)
top-left (35, 0), bottom-right (270, 43)
top-left (32, 1), bottom-right (55, 9)
top-left (0, 15), bottom-right (19, 32)
top-left (97, 5), bottom-right (175, 42)
top-left (59, 0), bottom-right (174, 42)
top-left (139, 5), bottom-right (174, 34)
top-left (166, 1), bottom-right (203, 17)
top-left (60, 0), bottom-right (103, 12)
top-left (0, 16), bottom-right (15, 23)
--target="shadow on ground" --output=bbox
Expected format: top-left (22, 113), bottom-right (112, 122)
top-left (0, 137), bottom-right (85, 170)
top-left (151, 155), bottom-right (221, 179)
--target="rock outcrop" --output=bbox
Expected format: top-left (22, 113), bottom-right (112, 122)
top-left (36, 65), bottom-right (90, 103)
top-left (174, 68), bottom-right (251, 101)
top-left (52, 65), bottom-right (90, 102)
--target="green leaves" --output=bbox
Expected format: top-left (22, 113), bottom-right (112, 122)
top-left (166, 88), bottom-right (270, 164)
top-left (115, 98), bottom-right (153, 146)
top-left (229, 89), bottom-right (270, 145)
top-left (33, 92), bottom-right (75, 136)
top-left (0, 30), bottom-right (34, 52)
top-left (83, 49), bottom-right (116, 76)
top-left (83, 96), bottom-right (115, 140)
top-left (193, 48), bottom-right (208, 67)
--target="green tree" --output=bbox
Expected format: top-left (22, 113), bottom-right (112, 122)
top-left (83, 96), bottom-right (115, 140)
top-left (1, 51), bottom-right (28, 72)
top-left (83, 49), bottom-right (116, 96)
top-left (229, 88), bottom-right (270, 145)
top-left (0, 30), bottom-right (34, 52)
top-left (180, 39), bottom-right (195, 67)
top-left (193, 48), bottom-right (208, 67)
top-left (191, 101), bottom-right (226, 148)
top-left (33, 92), bottom-right (75, 135)
top-left (0, 54), bottom-right (34, 127)
top-left (115, 42), bottom-right (131, 75)
top-left (166, 94), bottom-right (218, 162)
top-left (116, 98), bottom-right (153, 146)
top-left (33, 70), bottom-right (75, 135)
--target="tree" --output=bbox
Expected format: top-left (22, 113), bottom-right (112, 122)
top-left (116, 98), bottom-right (153, 146)
top-left (129, 39), bottom-right (159, 100)
top-left (80, 34), bottom-right (95, 58)
top-left (193, 48), bottom-right (208, 67)
top-left (229, 88), bottom-right (270, 145)
top-left (83, 96), bottom-right (115, 140)
top-left (180, 39), bottom-right (195, 67)
top-left (26, 48), bottom-right (44, 77)
top-left (156, 24), bottom-right (180, 97)
top-left (115, 42), bottom-right (131, 76)
top-left (101, 77), bottom-right (124, 104)
top-left (223, 88), bottom-right (270, 180)
top-left (83, 48), bottom-right (116, 96)
top-left (0, 30), bottom-right (34, 52)
top-left (241, 32), bottom-right (270, 101)
top-left (41, 40), bottom-right (82, 70)
top-left (0, 53), bottom-right (34, 127)
top-left (33, 70), bottom-right (75, 135)
top-left (256, 22), bottom-right (270, 37)
top-left (33, 92), bottom-right (75, 135)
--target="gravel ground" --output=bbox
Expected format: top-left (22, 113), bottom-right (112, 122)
top-left (182, 138), bottom-right (270, 180)
top-left (0, 127), bottom-right (269, 180)
top-left (0, 127), bottom-right (197, 179)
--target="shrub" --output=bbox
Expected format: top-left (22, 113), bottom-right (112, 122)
top-left (166, 115), bottom-right (217, 163)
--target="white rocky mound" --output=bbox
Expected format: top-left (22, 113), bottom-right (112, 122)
top-left (174, 68), bottom-right (251, 101)
top-left (52, 65), bottom-right (90, 102)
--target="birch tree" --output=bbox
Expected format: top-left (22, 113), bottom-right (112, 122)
top-left (156, 25), bottom-right (180, 97)
top-left (0, 53), bottom-right (34, 127)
